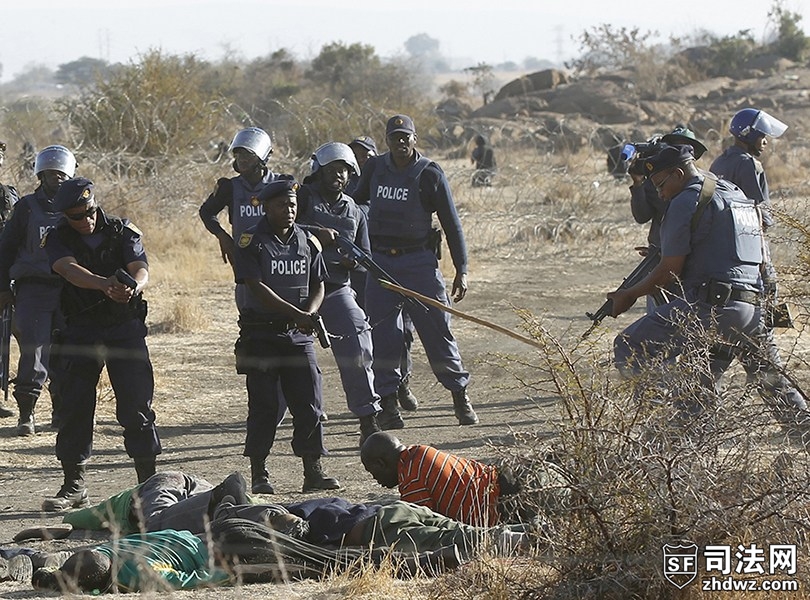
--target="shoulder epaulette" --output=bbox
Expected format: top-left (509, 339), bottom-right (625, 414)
top-left (124, 222), bottom-right (143, 236)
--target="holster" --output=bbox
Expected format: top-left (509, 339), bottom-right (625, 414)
top-left (428, 227), bottom-right (443, 260)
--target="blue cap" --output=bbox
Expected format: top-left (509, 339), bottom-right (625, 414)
top-left (257, 176), bottom-right (299, 202)
top-left (642, 144), bottom-right (694, 177)
top-left (386, 114), bottom-right (416, 136)
top-left (53, 177), bottom-right (95, 212)
top-left (349, 135), bottom-right (377, 154)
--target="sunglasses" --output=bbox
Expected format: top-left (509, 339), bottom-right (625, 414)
top-left (65, 205), bottom-right (98, 221)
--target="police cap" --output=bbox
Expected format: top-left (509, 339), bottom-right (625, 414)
top-left (643, 144), bottom-right (694, 177)
top-left (53, 177), bottom-right (95, 212)
top-left (349, 135), bottom-right (377, 154)
top-left (257, 176), bottom-right (299, 203)
top-left (386, 115), bottom-right (416, 136)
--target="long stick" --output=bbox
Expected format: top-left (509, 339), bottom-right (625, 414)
top-left (379, 280), bottom-right (544, 350)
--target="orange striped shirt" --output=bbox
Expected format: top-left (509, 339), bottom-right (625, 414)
top-left (398, 445), bottom-right (500, 527)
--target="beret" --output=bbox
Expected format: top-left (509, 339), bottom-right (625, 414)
top-left (53, 177), bottom-right (94, 212)
top-left (386, 114), bottom-right (416, 136)
top-left (643, 144), bottom-right (694, 177)
top-left (257, 176), bottom-right (299, 202)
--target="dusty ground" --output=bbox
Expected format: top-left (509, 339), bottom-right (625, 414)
top-left (0, 169), bottom-right (807, 598)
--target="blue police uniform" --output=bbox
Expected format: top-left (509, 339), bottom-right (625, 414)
top-left (614, 172), bottom-right (810, 430)
top-left (353, 139), bottom-right (473, 423)
top-left (232, 218), bottom-right (328, 461)
top-left (710, 145), bottom-right (771, 226)
top-left (199, 170), bottom-right (282, 309)
top-left (45, 208), bottom-right (161, 467)
top-left (297, 184), bottom-right (381, 420)
top-left (0, 186), bottom-right (64, 431)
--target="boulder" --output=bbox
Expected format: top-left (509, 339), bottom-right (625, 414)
top-left (494, 69), bottom-right (569, 101)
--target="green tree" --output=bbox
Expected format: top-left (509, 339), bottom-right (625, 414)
top-left (768, 0), bottom-right (810, 61)
top-left (55, 57), bottom-right (111, 87)
top-left (57, 50), bottom-right (234, 156)
top-left (463, 62), bottom-right (495, 104)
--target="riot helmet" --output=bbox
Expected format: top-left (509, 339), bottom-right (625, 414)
top-left (34, 145), bottom-right (77, 178)
top-left (310, 142), bottom-right (360, 176)
top-left (228, 127), bottom-right (273, 162)
top-left (729, 109), bottom-right (788, 144)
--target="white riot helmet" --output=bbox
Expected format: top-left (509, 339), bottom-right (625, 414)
top-left (34, 145), bottom-right (77, 178)
top-left (310, 142), bottom-right (360, 176)
top-left (228, 127), bottom-right (273, 162)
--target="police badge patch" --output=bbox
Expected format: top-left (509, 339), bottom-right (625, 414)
top-left (238, 233), bottom-right (253, 248)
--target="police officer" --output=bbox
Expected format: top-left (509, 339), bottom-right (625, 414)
top-left (708, 109), bottom-right (803, 418)
top-left (297, 142), bottom-right (382, 444)
top-left (348, 134), bottom-right (419, 413)
top-left (346, 135), bottom-right (377, 199)
top-left (352, 114), bottom-right (477, 428)
top-left (609, 145), bottom-right (810, 435)
top-left (42, 177), bottom-right (161, 511)
top-left (0, 145), bottom-right (75, 434)
top-left (199, 127), bottom-right (290, 430)
top-left (232, 178), bottom-right (340, 494)
top-left (629, 126), bottom-right (707, 313)
top-left (0, 138), bottom-right (20, 419)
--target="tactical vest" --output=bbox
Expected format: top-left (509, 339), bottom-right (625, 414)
top-left (367, 154), bottom-right (433, 242)
top-left (9, 189), bottom-right (63, 281)
top-left (231, 173), bottom-right (275, 236)
top-left (55, 214), bottom-right (146, 326)
top-left (298, 185), bottom-right (358, 284)
top-left (241, 227), bottom-right (311, 318)
top-left (683, 178), bottom-right (762, 290)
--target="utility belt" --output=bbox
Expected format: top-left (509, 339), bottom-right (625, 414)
top-left (374, 244), bottom-right (428, 257)
top-left (238, 316), bottom-right (296, 334)
top-left (698, 280), bottom-right (760, 307)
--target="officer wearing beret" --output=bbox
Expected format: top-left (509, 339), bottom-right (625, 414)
top-left (0, 145), bottom-right (77, 433)
top-left (232, 177), bottom-right (340, 494)
top-left (628, 126), bottom-right (707, 313)
top-left (608, 145), bottom-right (810, 435)
top-left (346, 135), bottom-right (377, 199)
top-left (352, 114), bottom-right (477, 428)
top-left (42, 177), bottom-right (162, 511)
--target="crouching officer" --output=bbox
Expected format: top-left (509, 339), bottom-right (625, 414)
top-left (232, 177), bottom-right (340, 494)
top-left (42, 177), bottom-right (161, 511)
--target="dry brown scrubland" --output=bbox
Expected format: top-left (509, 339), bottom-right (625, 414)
top-left (2, 136), bottom-right (810, 599)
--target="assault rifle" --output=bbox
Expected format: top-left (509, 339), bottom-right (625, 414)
top-left (1, 304), bottom-right (12, 405)
top-left (582, 246), bottom-right (662, 339)
top-left (334, 237), bottom-right (428, 313)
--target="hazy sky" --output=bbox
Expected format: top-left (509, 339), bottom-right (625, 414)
top-left (2, 0), bottom-right (807, 82)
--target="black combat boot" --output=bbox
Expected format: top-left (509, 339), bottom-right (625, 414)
top-left (134, 456), bottom-right (156, 483)
top-left (302, 455), bottom-right (341, 492)
top-left (397, 375), bottom-right (419, 411)
top-left (42, 462), bottom-right (89, 512)
top-left (452, 387), bottom-right (479, 425)
top-left (16, 396), bottom-right (36, 437)
top-left (250, 456), bottom-right (275, 494)
top-left (377, 393), bottom-right (405, 430)
top-left (359, 413), bottom-right (381, 447)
